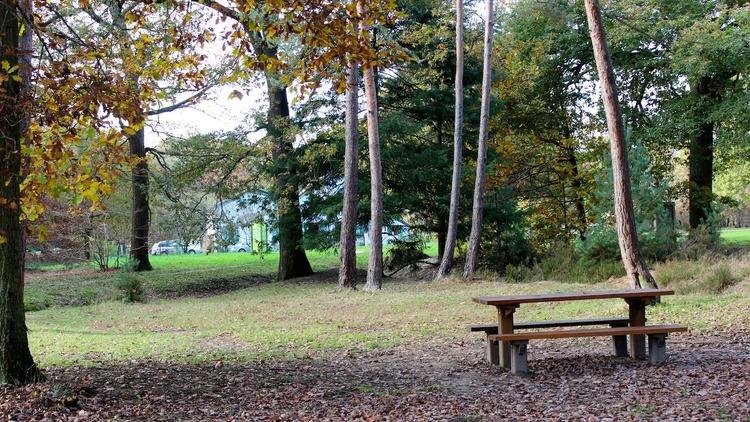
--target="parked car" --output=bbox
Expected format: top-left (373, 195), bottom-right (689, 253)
top-left (152, 240), bottom-right (202, 255)
top-left (226, 242), bottom-right (251, 253)
top-left (185, 242), bottom-right (202, 254)
top-left (151, 240), bottom-right (180, 255)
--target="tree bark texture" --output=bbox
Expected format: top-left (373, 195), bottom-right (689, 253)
top-left (435, 0), bottom-right (464, 281)
top-left (463, 0), bottom-right (493, 279)
top-left (583, 0), bottom-right (657, 289)
top-left (688, 77), bottom-right (715, 229)
top-left (108, 1), bottom-right (153, 271)
top-left (129, 127), bottom-right (153, 271)
top-left (359, 0), bottom-right (384, 292)
top-left (265, 73), bottom-right (314, 281)
top-left (567, 148), bottom-right (588, 240)
top-left (0, 1), bottom-right (43, 384)
top-left (338, 64), bottom-right (359, 290)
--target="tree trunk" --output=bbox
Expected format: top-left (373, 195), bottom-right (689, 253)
top-left (463, 0), bottom-right (494, 279)
top-left (0, 1), bottom-right (43, 384)
top-left (688, 77), bottom-right (714, 229)
top-left (107, 0), bottom-right (153, 271)
top-left (129, 127), bottom-right (153, 271)
top-left (338, 64), bottom-right (359, 290)
top-left (584, 0), bottom-right (657, 289)
top-left (437, 228), bottom-right (447, 259)
top-left (265, 74), bottom-right (314, 281)
top-left (359, 1), bottom-right (384, 292)
top-left (567, 148), bottom-right (588, 240)
top-left (435, 0), bottom-right (464, 281)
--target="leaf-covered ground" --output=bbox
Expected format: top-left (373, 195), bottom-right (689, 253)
top-left (3, 328), bottom-right (748, 421)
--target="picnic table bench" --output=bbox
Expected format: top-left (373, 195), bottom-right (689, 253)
top-left (471, 289), bottom-right (687, 375)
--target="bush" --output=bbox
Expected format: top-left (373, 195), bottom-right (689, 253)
top-left (479, 194), bottom-right (535, 273)
top-left (539, 243), bottom-right (578, 280)
top-left (535, 244), bottom-right (625, 284)
top-left (656, 259), bottom-right (739, 294)
top-left (581, 137), bottom-right (678, 264)
top-left (655, 260), bottom-right (700, 286)
top-left (581, 258), bottom-right (626, 282)
top-left (704, 265), bottom-right (738, 294)
top-left (504, 263), bottom-right (537, 283)
top-left (384, 236), bottom-right (428, 272)
top-left (114, 264), bottom-right (146, 303)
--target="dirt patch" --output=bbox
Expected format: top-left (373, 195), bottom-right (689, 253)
top-left (3, 329), bottom-right (748, 420)
top-left (198, 334), bottom-right (251, 353)
top-left (155, 274), bottom-right (273, 299)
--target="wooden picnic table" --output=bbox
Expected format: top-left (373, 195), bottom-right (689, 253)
top-left (472, 288), bottom-right (675, 369)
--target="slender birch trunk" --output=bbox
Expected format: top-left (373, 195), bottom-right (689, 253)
top-left (338, 64), bottom-right (360, 290)
top-left (435, 0), bottom-right (465, 281)
top-left (358, 1), bottom-right (384, 291)
top-left (583, 0), bottom-right (657, 289)
top-left (463, 0), bottom-right (494, 279)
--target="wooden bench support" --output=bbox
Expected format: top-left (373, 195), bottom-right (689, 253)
top-left (510, 340), bottom-right (529, 375)
top-left (491, 324), bottom-right (686, 375)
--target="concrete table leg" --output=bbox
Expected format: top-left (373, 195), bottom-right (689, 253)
top-left (648, 333), bottom-right (667, 364)
top-left (612, 335), bottom-right (628, 357)
top-left (510, 340), bottom-right (529, 375)
top-left (486, 336), bottom-right (500, 366)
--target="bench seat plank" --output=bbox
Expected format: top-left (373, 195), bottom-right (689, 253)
top-left (490, 324), bottom-right (686, 342)
top-left (470, 317), bottom-right (629, 333)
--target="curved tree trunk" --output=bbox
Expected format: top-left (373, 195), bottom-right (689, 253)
top-left (265, 74), bottom-right (314, 281)
top-left (0, 0), bottom-right (43, 384)
top-left (129, 127), bottom-right (153, 271)
top-left (435, 0), bottom-right (464, 281)
top-left (463, 0), bottom-right (494, 279)
top-left (359, 0), bottom-right (384, 292)
top-left (338, 64), bottom-right (360, 290)
top-left (584, 0), bottom-right (657, 289)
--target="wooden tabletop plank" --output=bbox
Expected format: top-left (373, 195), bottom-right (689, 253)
top-left (472, 288), bottom-right (674, 306)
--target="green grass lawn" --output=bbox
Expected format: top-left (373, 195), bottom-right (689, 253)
top-left (24, 242), bottom-right (438, 311)
top-left (23, 237), bottom-right (750, 369)
top-left (24, 250), bottom-right (344, 311)
top-left (720, 228), bottom-right (750, 245)
top-left (27, 276), bottom-right (750, 368)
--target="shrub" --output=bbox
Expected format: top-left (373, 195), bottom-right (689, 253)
top-left (656, 259), bottom-right (739, 294)
top-left (655, 260), bottom-right (700, 287)
top-left (704, 265), bottom-right (738, 294)
top-left (581, 258), bottom-right (626, 283)
top-left (581, 137), bottom-right (677, 263)
top-left (504, 263), bottom-right (535, 283)
top-left (539, 243), bottom-right (578, 280)
top-left (114, 264), bottom-right (146, 303)
top-left (478, 192), bottom-right (536, 273)
top-left (384, 236), bottom-right (428, 273)
top-left (535, 245), bottom-right (625, 284)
